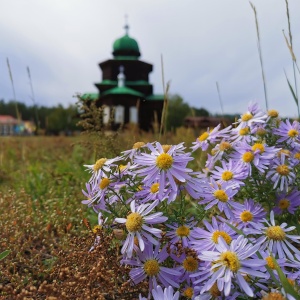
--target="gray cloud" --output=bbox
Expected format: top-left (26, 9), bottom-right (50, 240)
top-left (0, 0), bottom-right (300, 117)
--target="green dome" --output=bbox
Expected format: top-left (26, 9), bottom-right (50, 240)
top-left (112, 34), bottom-right (140, 58)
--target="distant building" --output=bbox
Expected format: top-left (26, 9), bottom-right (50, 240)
top-left (184, 116), bottom-right (232, 130)
top-left (82, 23), bottom-right (164, 132)
top-left (0, 115), bottom-right (35, 136)
top-left (0, 115), bottom-right (20, 135)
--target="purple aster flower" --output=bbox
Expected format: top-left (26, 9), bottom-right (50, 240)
top-left (230, 199), bottom-right (266, 229)
top-left (82, 181), bottom-right (97, 209)
top-left (199, 235), bottom-right (267, 297)
top-left (235, 102), bottom-right (268, 131)
top-left (191, 124), bottom-right (232, 152)
top-left (181, 285), bottom-right (196, 299)
top-left (285, 255), bottom-right (300, 286)
top-left (170, 249), bottom-right (200, 284)
top-left (231, 141), bottom-right (278, 175)
top-left (166, 220), bottom-right (196, 248)
top-left (210, 159), bottom-right (248, 187)
top-left (152, 285), bottom-right (180, 300)
top-left (115, 200), bottom-right (167, 258)
top-left (121, 141), bottom-right (147, 162)
top-left (274, 119), bottom-right (300, 147)
top-left (273, 189), bottom-right (300, 215)
top-left (167, 172), bottom-right (204, 202)
top-left (194, 286), bottom-right (240, 300)
top-left (258, 250), bottom-right (287, 280)
top-left (123, 243), bottom-right (181, 291)
top-left (246, 211), bottom-right (300, 260)
top-left (230, 126), bottom-right (254, 144)
top-left (289, 147), bottom-right (300, 166)
top-left (84, 156), bottom-right (122, 184)
top-left (199, 179), bottom-right (239, 218)
top-left (132, 142), bottom-right (193, 197)
top-left (135, 181), bottom-right (170, 203)
top-left (190, 216), bottom-right (237, 253)
top-left (88, 173), bottom-right (120, 212)
top-left (267, 153), bottom-right (296, 191)
top-left (205, 139), bottom-right (234, 169)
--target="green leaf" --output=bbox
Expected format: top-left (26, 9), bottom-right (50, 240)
top-left (285, 70), bottom-right (298, 106)
top-left (0, 250), bottom-right (10, 260)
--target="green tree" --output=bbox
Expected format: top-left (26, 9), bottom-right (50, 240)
top-left (192, 107), bottom-right (210, 117)
top-left (166, 94), bottom-right (191, 131)
top-left (47, 104), bottom-right (79, 135)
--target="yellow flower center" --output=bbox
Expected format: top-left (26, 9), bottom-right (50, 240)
top-left (126, 212), bottom-right (143, 232)
top-left (252, 143), bottom-right (265, 153)
top-left (221, 171), bottom-right (233, 181)
top-left (262, 292), bottom-right (286, 300)
top-left (150, 183), bottom-right (159, 194)
top-left (134, 236), bottom-right (139, 246)
top-left (240, 210), bottom-right (253, 222)
top-left (288, 129), bottom-right (298, 138)
top-left (256, 128), bottom-right (267, 136)
top-left (213, 190), bottom-right (228, 202)
top-left (265, 256), bottom-right (275, 269)
top-left (239, 127), bottom-right (250, 136)
top-left (119, 164), bottom-right (127, 172)
top-left (278, 149), bottom-right (290, 157)
top-left (93, 158), bottom-right (107, 171)
top-left (242, 152), bottom-right (254, 163)
top-left (219, 251), bottom-right (241, 272)
top-left (198, 131), bottom-right (209, 141)
top-left (209, 282), bottom-right (221, 297)
top-left (294, 152), bottom-right (300, 160)
top-left (99, 178), bottom-right (110, 189)
top-left (183, 256), bottom-right (198, 272)
top-left (278, 199), bottom-right (290, 210)
top-left (266, 226), bottom-right (286, 241)
top-left (219, 142), bottom-right (232, 151)
top-left (241, 113), bottom-right (253, 121)
top-left (143, 259), bottom-right (160, 276)
top-left (133, 142), bottom-right (145, 149)
top-left (276, 165), bottom-right (290, 176)
top-left (156, 153), bottom-right (173, 170)
top-left (268, 110), bottom-right (279, 118)
top-left (211, 149), bottom-right (217, 155)
top-left (176, 225), bottom-right (190, 237)
top-left (183, 287), bottom-right (194, 298)
top-left (92, 225), bottom-right (102, 234)
top-left (287, 278), bottom-right (295, 286)
top-left (211, 230), bottom-right (232, 244)
top-left (162, 144), bottom-right (172, 153)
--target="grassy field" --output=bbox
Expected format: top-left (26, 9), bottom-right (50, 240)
top-left (0, 136), bottom-right (94, 299)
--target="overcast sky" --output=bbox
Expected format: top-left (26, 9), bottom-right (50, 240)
top-left (1, 0), bottom-right (300, 117)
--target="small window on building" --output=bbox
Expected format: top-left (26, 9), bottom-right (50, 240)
top-left (115, 105), bottom-right (124, 124)
top-left (103, 106), bottom-right (110, 124)
top-left (129, 106), bottom-right (138, 124)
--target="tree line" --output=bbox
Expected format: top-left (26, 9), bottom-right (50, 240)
top-left (0, 95), bottom-right (235, 134)
top-left (0, 99), bottom-right (79, 135)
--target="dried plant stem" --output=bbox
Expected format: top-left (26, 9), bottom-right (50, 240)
top-left (284, 0), bottom-right (299, 118)
top-left (159, 54), bottom-right (170, 141)
top-left (6, 58), bottom-right (21, 120)
top-left (27, 66), bottom-right (40, 134)
top-left (216, 81), bottom-right (224, 116)
top-left (250, 2), bottom-right (269, 111)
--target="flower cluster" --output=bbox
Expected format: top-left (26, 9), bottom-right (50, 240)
top-left (82, 102), bottom-right (300, 299)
